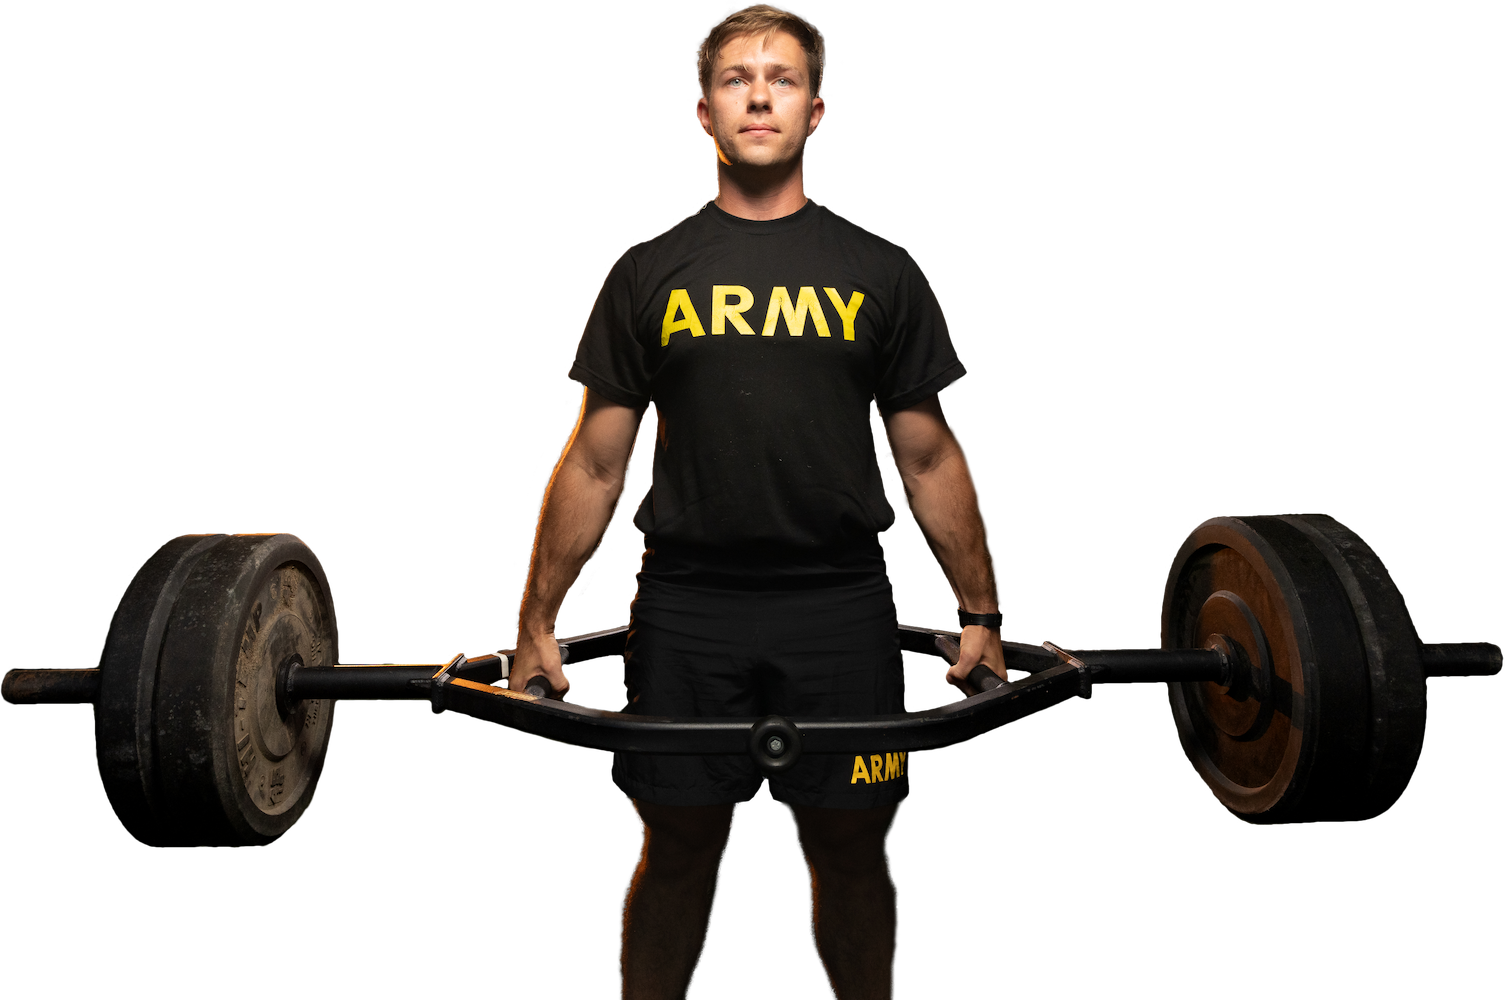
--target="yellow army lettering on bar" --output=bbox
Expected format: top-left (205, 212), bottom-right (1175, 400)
top-left (849, 750), bottom-right (907, 783)
top-left (662, 286), bottom-right (866, 344)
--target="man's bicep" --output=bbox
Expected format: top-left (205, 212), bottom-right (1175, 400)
top-left (568, 387), bottom-right (647, 484)
top-left (881, 394), bottom-right (956, 477)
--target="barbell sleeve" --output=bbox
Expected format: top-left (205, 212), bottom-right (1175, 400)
top-left (3, 668), bottom-right (101, 705)
top-left (1420, 643), bottom-right (1502, 677)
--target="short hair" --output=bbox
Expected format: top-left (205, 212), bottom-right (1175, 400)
top-left (697, 5), bottom-right (826, 97)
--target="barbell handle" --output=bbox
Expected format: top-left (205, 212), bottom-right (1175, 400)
top-left (523, 635), bottom-right (1005, 698)
top-left (932, 636), bottom-right (1006, 693)
top-left (508, 644), bottom-right (571, 698)
top-left (3, 668), bottom-right (100, 705)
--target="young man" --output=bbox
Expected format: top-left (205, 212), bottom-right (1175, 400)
top-left (509, 6), bottom-right (1006, 998)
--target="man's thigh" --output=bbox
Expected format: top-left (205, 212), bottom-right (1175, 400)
top-left (790, 801), bottom-right (899, 868)
top-left (612, 579), bottom-right (765, 805)
top-left (758, 577), bottom-right (908, 809)
top-left (632, 795), bottom-right (737, 849)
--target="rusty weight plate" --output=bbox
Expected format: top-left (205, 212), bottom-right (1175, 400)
top-left (1162, 515), bottom-right (1415, 823)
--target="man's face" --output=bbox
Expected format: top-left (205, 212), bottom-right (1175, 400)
top-left (697, 30), bottom-right (825, 169)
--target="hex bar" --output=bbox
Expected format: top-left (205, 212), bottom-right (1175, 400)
top-left (541, 620), bottom-right (1234, 683)
top-left (278, 627), bottom-right (1057, 704)
top-left (279, 639), bottom-right (1503, 697)
top-left (434, 662), bottom-right (1088, 756)
top-left (6, 637), bottom-right (1500, 707)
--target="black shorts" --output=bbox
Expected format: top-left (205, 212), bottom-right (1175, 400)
top-left (611, 572), bottom-right (909, 809)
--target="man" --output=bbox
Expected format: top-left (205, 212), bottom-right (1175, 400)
top-left (508, 6), bottom-right (1006, 998)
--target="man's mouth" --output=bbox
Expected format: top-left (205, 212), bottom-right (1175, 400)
top-left (741, 124), bottom-right (778, 135)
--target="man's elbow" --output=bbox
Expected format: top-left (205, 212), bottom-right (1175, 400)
top-left (566, 449), bottom-right (630, 491)
top-left (899, 439), bottom-right (963, 482)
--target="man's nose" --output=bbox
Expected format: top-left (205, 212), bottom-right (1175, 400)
top-left (746, 77), bottom-right (772, 111)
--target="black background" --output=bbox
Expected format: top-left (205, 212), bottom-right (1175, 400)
top-left (8, 5), bottom-right (1492, 993)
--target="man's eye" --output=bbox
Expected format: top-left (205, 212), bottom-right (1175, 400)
top-left (729, 78), bottom-right (744, 87)
top-left (776, 78), bottom-right (791, 85)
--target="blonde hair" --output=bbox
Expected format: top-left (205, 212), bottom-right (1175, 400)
top-left (697, 5), bottom-right (826, 97)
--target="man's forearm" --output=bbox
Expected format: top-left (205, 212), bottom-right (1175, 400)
top-left (518, 449), bottom-right (628, 639)
top-left (900, 446), bottom-right (998, 614)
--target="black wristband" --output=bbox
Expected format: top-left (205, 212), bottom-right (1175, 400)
top-left (957, 609), bottom-right (1002, 629)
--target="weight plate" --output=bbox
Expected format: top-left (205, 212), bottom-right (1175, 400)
top-left (1163, 516), bottom-right (1371, 823)
top-left (1279, 514), bottom-right (1426, 819)
top-left (96, 534), bottom-right (229, 845)
top-left (151, 534), bottom-right (337, 845)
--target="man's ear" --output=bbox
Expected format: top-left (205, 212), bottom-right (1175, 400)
top-left (806, 97), bottom-right (830, 137)
top-left (697, 96), bottom-right (713, 135)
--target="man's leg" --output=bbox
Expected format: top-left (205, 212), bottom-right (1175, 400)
top-left (621, 800), bottom-right (735, 1000)
top-left (790, 803), bottom-right (900, 1000)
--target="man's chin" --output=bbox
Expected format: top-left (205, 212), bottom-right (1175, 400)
top-left (722, 146), bottom-right (802, 171)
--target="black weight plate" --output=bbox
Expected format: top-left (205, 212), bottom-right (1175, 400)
top-left (1279, 514), bottom-right (1426, 819)
top-left (151, 534), bottom-right (338, 846)
top-left (1163, 516), bottom-right (1371, 823)
top-left (96, 534), bottom-right (230, 845)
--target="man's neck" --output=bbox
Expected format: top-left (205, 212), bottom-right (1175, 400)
top-left (713, 159), bottom-right (809, 221)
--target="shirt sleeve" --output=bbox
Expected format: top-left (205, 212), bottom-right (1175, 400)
top-left (568, 250), bottom-right (652, 407)
top-left (873, 255), bottom-right (967, 413)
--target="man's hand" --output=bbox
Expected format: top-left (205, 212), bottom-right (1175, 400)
top-left (947, 624), bottom-right (1008, 696)
top-left (508, 629), bottom-right (569, 699)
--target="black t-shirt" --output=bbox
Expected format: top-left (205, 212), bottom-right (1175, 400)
top-left (570, 200), bottom-right (965, 584)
